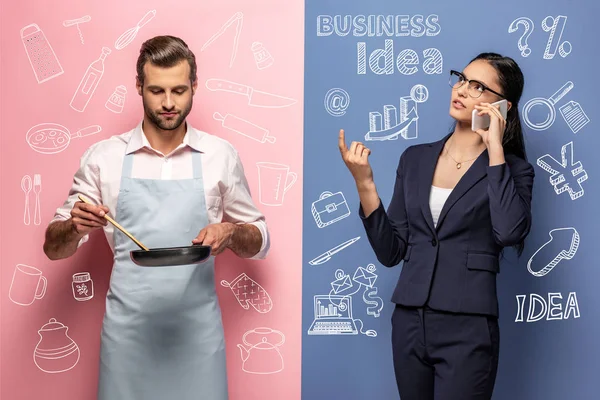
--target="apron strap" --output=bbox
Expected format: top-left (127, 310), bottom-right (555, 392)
top-left (191, 151), bottom-right (203, 179)
top-left (122, 153), bottom-right (134, 178)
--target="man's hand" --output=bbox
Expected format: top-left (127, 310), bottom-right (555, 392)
top-left (44, 199), bottom-right (109, 261)
top-left (192, 223), bottom-right (236, 255)
top-left (192, 222), bottom-right (263, 258)
top-left (70, 200), bottom-right (109, 236)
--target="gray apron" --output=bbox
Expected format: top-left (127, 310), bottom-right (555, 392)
top-left (97, 149), bottom-right (228, 400)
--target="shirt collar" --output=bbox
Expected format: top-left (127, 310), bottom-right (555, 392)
top-left (125, 120), bottom-right (203, 155)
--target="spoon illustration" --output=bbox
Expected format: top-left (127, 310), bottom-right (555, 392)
top-left (21, 175), bottom-right (32, 225)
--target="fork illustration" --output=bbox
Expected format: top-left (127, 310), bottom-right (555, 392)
top-left (33, 174), bottom-right (42, 225)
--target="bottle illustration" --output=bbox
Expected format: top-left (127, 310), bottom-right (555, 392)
top-left (70, 46), bottom-right (111, 112)
top-left (251, 42), bottom-right (274, 70)
top-left (105, 85), bottom-right (127, 113)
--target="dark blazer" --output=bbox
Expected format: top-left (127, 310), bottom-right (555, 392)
top-left (360, 133), bottom-right (535, 317)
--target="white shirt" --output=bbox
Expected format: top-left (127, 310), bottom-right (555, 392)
top-left (429, 185), bottom-right (453, 227)
top-left (51, 121), bottom-right (270, 260)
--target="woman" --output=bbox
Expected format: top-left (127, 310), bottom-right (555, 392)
top-left (338, 52), bottom-right (535, 399)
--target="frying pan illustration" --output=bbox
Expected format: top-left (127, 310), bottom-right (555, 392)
top-left (26, 123), bottom-right (102, 154)
top-left (522, 81), bottom-right (573, 131)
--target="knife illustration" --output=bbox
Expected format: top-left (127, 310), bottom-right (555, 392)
top-left (309, 237), bottom-right (360, 265)
top-left (205, 78), bottom-right (297, 108)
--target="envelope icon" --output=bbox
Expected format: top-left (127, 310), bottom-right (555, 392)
top-left (353, 266), bottom-right (377, 288)
top-left (331, 274), bottom-right (352, 294)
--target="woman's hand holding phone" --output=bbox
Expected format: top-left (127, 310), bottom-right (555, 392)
top-left (473, 100), bottom-right (507, 149)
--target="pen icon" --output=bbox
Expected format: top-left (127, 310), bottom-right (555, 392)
top-left (309, 237), bottom-right (360, 265)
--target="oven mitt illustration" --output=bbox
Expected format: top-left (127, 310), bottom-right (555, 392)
top-left (527, 227), bottom-right (580, 277)
top-left (221, 273), bottom-right (272, 313)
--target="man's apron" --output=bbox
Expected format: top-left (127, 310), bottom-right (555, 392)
top-left (97, 150), bottom-right (228, 400)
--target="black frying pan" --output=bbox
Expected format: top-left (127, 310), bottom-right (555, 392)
top-left (130, 244), bottom-right (211, 267)
top-left (78, 195), bottom-right (212, 267)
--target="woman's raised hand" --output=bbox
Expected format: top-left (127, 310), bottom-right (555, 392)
top-left (338, 129), bottom-right (374, 185)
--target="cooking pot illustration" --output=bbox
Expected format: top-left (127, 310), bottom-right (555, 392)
top-left (237, 327), bottom-right (285, 374)
top-left (33, 318), bottom-right (80, 373)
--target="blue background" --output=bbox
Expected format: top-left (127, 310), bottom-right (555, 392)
top-left (302, 1), bottom-right (599, 399)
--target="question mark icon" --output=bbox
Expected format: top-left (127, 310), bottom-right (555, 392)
top-left (508, 17), bottom-right (535, 57)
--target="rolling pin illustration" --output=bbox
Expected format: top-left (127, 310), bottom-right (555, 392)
top-left (213, 112), bottom-right (275, 144)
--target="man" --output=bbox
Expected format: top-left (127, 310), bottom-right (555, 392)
top-left (43, 35), bottom-right (270, 400)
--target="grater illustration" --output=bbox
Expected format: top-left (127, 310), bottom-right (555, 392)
top-left (20, 24), bottom-right (64, 84)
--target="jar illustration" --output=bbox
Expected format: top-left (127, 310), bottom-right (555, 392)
top-left (72, 272), bottom-right (94, 301)
top-left (33, 318), bottom-right (80, 373)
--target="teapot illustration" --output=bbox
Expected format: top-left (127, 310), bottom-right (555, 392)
top-left (237, 327), bottom-right (285, 374)
top-left (33, 318), bottom-right (80, 373)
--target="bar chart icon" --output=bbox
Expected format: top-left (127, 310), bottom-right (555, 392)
top-left (365, 85), bottom-right (426, 141)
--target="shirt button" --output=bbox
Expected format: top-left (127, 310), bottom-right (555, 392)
top-left (431, 239), bottom-right (437, 246)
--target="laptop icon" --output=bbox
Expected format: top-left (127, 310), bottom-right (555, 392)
top-left (307, 295), bottom-right (358, 335)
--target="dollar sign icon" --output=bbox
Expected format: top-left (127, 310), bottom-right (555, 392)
top-left (364, 287), bottom-right (384, 318)
top-left (410, 84), bottom-right (429, 103)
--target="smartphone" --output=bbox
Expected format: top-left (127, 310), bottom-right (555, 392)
top-left (472, 99), bottom-right (508, 131)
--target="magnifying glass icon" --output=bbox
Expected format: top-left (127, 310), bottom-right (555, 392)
top-left (522, 81), bottom-right (574, 130)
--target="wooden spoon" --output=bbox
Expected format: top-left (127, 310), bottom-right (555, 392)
top-left (77, 194), bottom-right (149, 251)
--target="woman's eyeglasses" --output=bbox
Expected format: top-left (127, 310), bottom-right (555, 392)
top-left (449, 70), bottom-right (505, 99)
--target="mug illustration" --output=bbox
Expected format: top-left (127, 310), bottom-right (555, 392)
top-left (9, 264), bottom-right (47, 306)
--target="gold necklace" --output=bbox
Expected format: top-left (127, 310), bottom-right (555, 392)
top-left (445, 140), bottom-right (482, 169)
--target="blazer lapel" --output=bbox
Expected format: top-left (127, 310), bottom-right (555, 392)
top-left (418, 135), bottom-right (450, 234)
top-left (435, 148), bottom-right (489, 231)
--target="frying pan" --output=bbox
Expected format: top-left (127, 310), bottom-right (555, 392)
top-left (27, 123), bottom-right (101, 154)
top-left (77, 195), bottom-right (212, 267)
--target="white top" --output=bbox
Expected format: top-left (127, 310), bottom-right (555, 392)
top-left (51, 121), bottom-right (270, 260)
top-left (429, 185), bottom-right (453, 227)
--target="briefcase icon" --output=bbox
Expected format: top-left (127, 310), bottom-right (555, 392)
top-left (311, 191), bottom-right (350, 228)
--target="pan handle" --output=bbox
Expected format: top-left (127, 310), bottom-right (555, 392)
top-left (71, 125), bottom-right (102, 138)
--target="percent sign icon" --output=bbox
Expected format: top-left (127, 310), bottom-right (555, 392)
top-left (508, 15), bottom-right (572, 59)
top-left (542, 15), bottom-right (572, 59)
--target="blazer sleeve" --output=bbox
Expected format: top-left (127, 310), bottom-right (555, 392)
top-left (358, 151), bottom-right (409, 267)
top-left (486, 157), bottom-right (535, 247)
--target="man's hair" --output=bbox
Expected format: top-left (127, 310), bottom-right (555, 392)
top-left (136, 35), bottom-right (197, 86)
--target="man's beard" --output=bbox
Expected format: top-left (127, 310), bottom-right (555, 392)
top-left (144, 98), bottom-right (192, 131)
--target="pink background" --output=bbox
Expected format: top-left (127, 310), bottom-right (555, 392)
top-left (0, 0), bottom-right (304, 399)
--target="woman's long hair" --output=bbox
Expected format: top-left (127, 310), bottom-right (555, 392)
top-left (470, 52), bottom-right (527, 161)
top-left (461, 52), bottom-right (529, 257)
